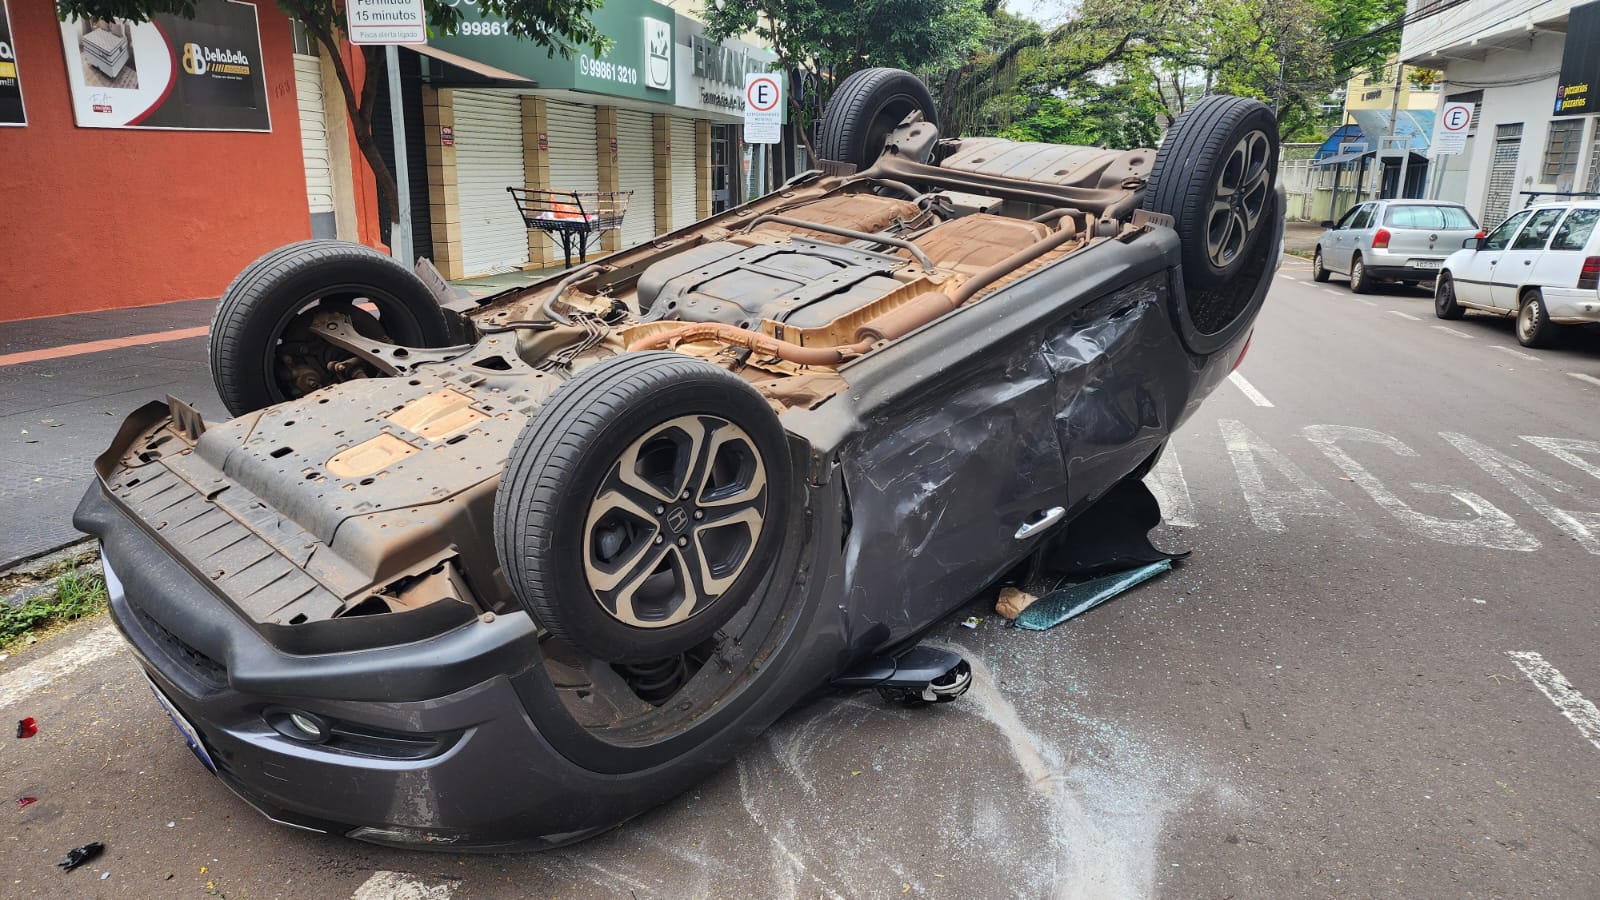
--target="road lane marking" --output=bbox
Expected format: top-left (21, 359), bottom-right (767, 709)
top-left (1303, 425), bottom-right (1536, 551)
top-left (1387, 310), bottom-right (1421, 321)
top-left (1443, 432), bottom-right (1600, 555)
top-left (1228, 371), bottom-right (1273, 407)
top-left (1492, 346), bottom-right (1538, 362)
top-left (0, 623), bottom-right (124, 708)
top-left (352, 872), bottom-right (456, 899)
top-left (1320, 288), bottom-right (1343, 297)
top-left (1350, 297), bottom-right (1377, 306)
top-left (1430, 325), bottom-right (1473, 339)
top-left (1145, 450), bottom-right (1198, 528)
top-left (1220, 419), bottom-right (1352, 533)
top-left (1507, 651), bottom-right (1600, 753)
top-left (0, 326), bottom-right (210, 368)
top-left (1569, 373), bottom-right (1600, 389)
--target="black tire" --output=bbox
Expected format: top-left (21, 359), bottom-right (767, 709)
top-left (1435, 273), bottom-right (1465, 319)
top-left (1517, 289), bottom-right (1556, 348)
top-left (1144, 95), bottom-right (1279, 291)
top-left (494, 351), bottom-right (794, 663)
top-left (817, 68), bottom-right (937, 170)
top-left (1350, 255), bottom-right (1372, 294)
top-left (210, 240), bottom-right (452, 416)
top-left (1312, 248), bottom-right (1330, 282)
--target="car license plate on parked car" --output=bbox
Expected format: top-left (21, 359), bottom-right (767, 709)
top-left (143, 673), bottom-right (218, 774)
top-left (1411, 259), bottom-right (1442, 270)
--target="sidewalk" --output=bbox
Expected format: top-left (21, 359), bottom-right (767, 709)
top-left (0, 267), bottom-right (555, 570)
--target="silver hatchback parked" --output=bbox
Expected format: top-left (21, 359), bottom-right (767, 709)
top-left (1313, 200), bottom-right (1481, 293)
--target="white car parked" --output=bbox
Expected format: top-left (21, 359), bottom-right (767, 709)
top-left (1436, 201), bottom-right (1600, 347)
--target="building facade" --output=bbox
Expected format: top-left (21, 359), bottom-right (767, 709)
top-left (0, 0), bottom-right (346, 322)
top-left (415, 0), bottom-right (785, 278)
top-left (1403, 0), bottom-right (1600, 226)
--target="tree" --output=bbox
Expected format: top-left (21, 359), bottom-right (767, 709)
top-left (701, 0), bottom-right (989, 157)
top-left (58, 0), bottom-right (605, 247)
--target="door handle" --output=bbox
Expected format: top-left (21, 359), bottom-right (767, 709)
top-left (1523, 259), bottom-right (1532, 265)
top-left (1015, 506), bottom-right (1066, 540)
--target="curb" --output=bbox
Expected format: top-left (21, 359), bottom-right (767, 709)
top-left (1, 539), bottom-right (100, 610)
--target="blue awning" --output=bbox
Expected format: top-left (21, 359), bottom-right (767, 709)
top-left (1314, 110), bottom-right (1436, 160)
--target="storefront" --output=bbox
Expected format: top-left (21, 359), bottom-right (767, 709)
top-left (418, 0), bottom-right (778, 278)
top-left (0, 0), bottom-right (342, 321)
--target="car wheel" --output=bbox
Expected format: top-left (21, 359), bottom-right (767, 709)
top-left (1144, 95), bottom-right (1278, 293)
top-left (495, 351), bottom-right (794, 663)
top-left (817, 68), bottom-right (938, 170)
top-left (1312, 248), bottom-right (1330, 282)
top-left (1435, 273), bottom-right (1465, 319)
top-left (209, 240), bottom-right (453, 417)
top-left (1350, 255), bottom-right (1372, 294)
top-left (1516, 290), bottom-right (1556, 348)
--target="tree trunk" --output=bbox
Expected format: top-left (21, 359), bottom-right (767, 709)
top-left (309, 27), bottom-right (400, 249)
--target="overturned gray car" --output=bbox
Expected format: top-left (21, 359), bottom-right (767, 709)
top-left (76, 69), bottom-right (1283, 849)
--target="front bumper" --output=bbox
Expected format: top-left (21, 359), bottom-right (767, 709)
top-left (79, 482), bottom-right (633, 851)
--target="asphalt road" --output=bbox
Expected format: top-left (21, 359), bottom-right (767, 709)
top-left (4, 259), bottom-right (1600, 898)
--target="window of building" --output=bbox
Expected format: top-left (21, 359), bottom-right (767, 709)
top-left (1362, 90), bottom-right (1383, 101)
top-left (1587, 124), bottom-right (1600, 195)
top-left (1543, 119), bottom-right (1584, 185)
top-left (290, 18), bottom-right (316, 56)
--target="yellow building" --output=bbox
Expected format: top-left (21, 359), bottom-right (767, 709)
top-left (1343, 54), bottom-right (1440, 122)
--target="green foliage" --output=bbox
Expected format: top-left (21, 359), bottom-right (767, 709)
top-left (0, 567), bottom-right (108, 651)
top-left (703, 0), bottom-right (989, 132)
top-left (999, 77), bottom-right (1164, 148)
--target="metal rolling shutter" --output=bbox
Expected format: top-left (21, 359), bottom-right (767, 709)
top-left (547, 101), bottom-right (599, 199)
top-left (615, 110), bottom-right (656, 247)
top-left (292, 54), bottom-right (335, 236)
top-left (670, 117), bottom-right (699, 230)
top-left (453, 90), bottom-right (528, 276)
top-left (1482, 124), bottom-right (1523, 229)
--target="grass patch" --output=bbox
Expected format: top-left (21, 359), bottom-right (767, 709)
top-left (1, 567), bottom-right (109, 651)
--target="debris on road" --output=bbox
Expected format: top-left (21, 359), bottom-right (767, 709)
top-left (17, 796), bottom-right (38, 809)
top-left (17, 716), bottom-right (37, 738)
top-left (961, 616), bottom-right (982, 629)
top-left (56, 842), bottom-right (104, 872)
top-left (996, 586), bottom-right (1040, 620)
top-left (1009, 560), bottom-right (1174, 631)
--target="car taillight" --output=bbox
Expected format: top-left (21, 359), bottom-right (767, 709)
top-left (1233, 330), bottom-right (1253, 372)
top-left (1580, 256), bottom-right (1600, 291)
top-left (1372, 228), bottom-right (1391, 249)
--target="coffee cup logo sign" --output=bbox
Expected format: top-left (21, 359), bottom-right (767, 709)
top-left (644, 17), bottom-right (671, 91)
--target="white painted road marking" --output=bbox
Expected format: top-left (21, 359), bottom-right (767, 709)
top-left (1492, 346), bottom-right (1538, 362)
top-left (1228, 371), bottom-right (1274, 407)
top-left (1569, 372), bottom-right (1600, 389)
top-left (1507, 651), bottom-right (1600, 753)
top-left (1351, 297), bottom-right (1377, 306)
top-left (352, 872), bottom-right (456, 900)
top-left (0, 623), bottom-right (124, 709)
top-left (1321, 288), bottom-right (1343, 297)
top-left (1430, 325), bottom-right (1473, 339)
top-left (1387, 310), bottom-right (1421, 321)
top-left (1220, 419), bottom-right (1353, 533)
top-left (1442, 432), bottom-right (1600, 555)
top-left (1145, 450), bottom-right (1198, 528)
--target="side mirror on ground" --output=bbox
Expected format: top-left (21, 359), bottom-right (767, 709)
top-left (1319, 220), bottom-right (1336, 229)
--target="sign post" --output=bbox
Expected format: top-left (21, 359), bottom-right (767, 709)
top-left (1430, 102), bottom-right (1472, 156)
top-left (743, 72), bottom-right (781, 144)
top-left (347, 0), bottom-right (426, 264)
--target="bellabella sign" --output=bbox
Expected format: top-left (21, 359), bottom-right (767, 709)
top-left (57, 0), bottom-right (269, 131)
top-left (429, 0), bottom-right (675, 102)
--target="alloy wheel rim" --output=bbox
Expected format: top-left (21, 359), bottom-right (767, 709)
top-left (1205, 131), bottom-right (1272, 268)
top-left (583, 415), bottom-right (767, 628)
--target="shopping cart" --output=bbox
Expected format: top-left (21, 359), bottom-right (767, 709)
top-left (507, 187), bottom-right (632, 269)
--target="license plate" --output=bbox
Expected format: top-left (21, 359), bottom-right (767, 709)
top-left (1411, 259), bottom-right (1443, 270)
top-left (143, 673), bottom-right (217, 774)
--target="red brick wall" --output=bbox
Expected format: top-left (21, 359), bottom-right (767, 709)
top-left (0, 2), bottom-right (311, 322)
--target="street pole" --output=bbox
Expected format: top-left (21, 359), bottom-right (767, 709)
top-left (386, 44), bottom-right (412, 265)
top-left (1380, 58), bottom-right (1405, 201)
